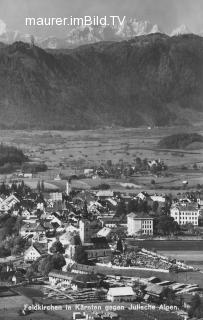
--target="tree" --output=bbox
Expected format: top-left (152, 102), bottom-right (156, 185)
top-left (152, 201), bottom-right (159, 213)
top-left (188, 294), bottom-right (203, 318)
top-left (26, 268), bottom-right (35, 283)
top-left (83, 200), bottom-right (89, 219)
top-left (127, 199), bottom-right (138, 213)
top-left (93, 183), bottom-right (110, 190)
top-left (137, 200), bottom-right (149, 213)
top-left (106, 160), bottom-right (112, 168)
top-left (0, 246), bottom-right (10, 257)
top-left (13, 217), bottom-right (23, 235)
top-left (50, 240), bottom-right (65, 254)
top-left (38, 253), bottom-right (66, 276)
top-left (135, 157), bottom-right (142, 169)
top-left (161, 287), bottom-right (177, 305)
top-left (51, 253), bottom-right (66, 270)
top-left (73, 246), bottom-right (87, 264)
top-left (116, 238), bottom-right (123, 253)
top-left (0, 182), bottom-right (7, 195)
top-left (184, 222), bottom-right (195, 235)
top-left (41, 180), bottom-right (45, 192)
top-left (37, 180), bottom-right (41, 193)
top-left (143, 158), bottom-right (148, 169)
top-left (11, 182), bottom-right (18, 193)
top-left (115, 199), bottom-right (127, 216)
top-left (156, 216), bottom-right (180, 236)
top-left (30, 35), bottom-right (35, 47)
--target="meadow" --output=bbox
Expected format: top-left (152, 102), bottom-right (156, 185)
top-left (0, 124), bottom-right (202, 193)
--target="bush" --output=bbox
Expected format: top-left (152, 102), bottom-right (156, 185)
top-left (92, 183), bottom-right (110, 190)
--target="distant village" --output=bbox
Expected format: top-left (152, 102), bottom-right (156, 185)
top-left (0, 170), bottom-right (203, 319)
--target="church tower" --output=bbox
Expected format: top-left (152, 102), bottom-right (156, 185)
top-left (66, 179), bottom-right (72, 195)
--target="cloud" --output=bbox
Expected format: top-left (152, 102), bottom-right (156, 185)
top-left (0, 19), bottom-right (6, 35)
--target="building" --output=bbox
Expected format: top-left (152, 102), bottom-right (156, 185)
top-left (65, 235), bottom-right (82, 260)
top-left (170, 204), bottom-right (200, 226)
top-left (84, 237), bottom-right (112, 261)
top-left (20, 222), bottom-right (38, 237)
top-left (0, 194), bottom-right (20, 211)
top-left (23, 173), bottom-right (33, 178)
top-left (84, 168), bottom-right (94, 177)
top-left (34, 223), bottom-right (46, 241)
top-left (59, 231), bottom-right (79, 247)
top-left (71, 274), bottom-right (101, 289)
top-left (150, 195), bottom-right (166, 203)
top-left (97, 227), bottom-right (113, 239)
top-left (127, 212), bottom-right (153, 236)
top-left (21, 209), bottom-right (31, 220)
top-left (197, 196), bottom-right (203, 209)
top-left (107, 287), bottom-right (136, 302)
top-left (136, 192), bottom-right (149, 201)
top-left (144, 284), bottom-right (164, 303)
top-left (24, 243), bottom-right (47, 262)
top-left (49, 192), bottom-right (63, 201)
top-left (99, 215), bottom-right (126, 228)
top-left (96, 190), bottom-right (114, 200)
top-left (54, 173), bottom-right (62, 181)
top-left (79, 219), bottom-right (102, 244)
top-left (66, 180), bottom-right (72, 196)
top-left (48, 270), bottom-right (73, 286)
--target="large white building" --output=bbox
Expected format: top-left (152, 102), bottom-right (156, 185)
top-left (170, 204), bottom-right (200, 226)
top-left (107, 287), bottom-right (136, 302)
top-left (127, 212), bottom-right (153, 236)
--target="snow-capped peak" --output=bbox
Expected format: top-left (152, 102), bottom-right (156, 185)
top-left (150, 24), bottom-right (161, 34)
top-left (0, 19), bottom-right (6, 35)
top-left (171, 24), bottom-right (191, 36)
top-left (116, 18), bottom-right (161, 38)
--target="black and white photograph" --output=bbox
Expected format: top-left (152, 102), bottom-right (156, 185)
top-left (0, 0), bottom-right (203, 319)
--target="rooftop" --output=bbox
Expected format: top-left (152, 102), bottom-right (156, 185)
top-left (96, 191), bottom-right (114, 197)
top-left (127, 212), bottom-right (153, 219)
top-left (48, 270), bottom-right (73, 280)
top-left (108, 287), bottom-right (134, 296)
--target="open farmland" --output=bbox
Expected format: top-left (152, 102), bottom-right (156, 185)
top-left (0, 124), bottom-right (202, 192)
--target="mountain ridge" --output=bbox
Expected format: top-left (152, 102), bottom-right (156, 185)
top-left (0, 33), bottom-right (203, 130)
top-left (0, 18), bottom-right (198, 49)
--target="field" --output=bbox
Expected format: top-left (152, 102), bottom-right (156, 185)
top-left (0, 124), bottom-right (202, 193)
top-left (127, 240), bottom-right (203, 251)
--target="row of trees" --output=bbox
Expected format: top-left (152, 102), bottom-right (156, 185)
top-left (0, 143), bottom-right (28, 166)
top-left (0, 180), bottom-right (30, 196)
top-left (115, 197), bottom-right (171, 217)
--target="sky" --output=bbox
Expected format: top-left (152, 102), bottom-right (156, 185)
top-left (0, 0), bottom-right (203, 37)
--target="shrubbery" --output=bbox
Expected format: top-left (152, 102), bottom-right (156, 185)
top-left (159, 133), bottom-right (203, 149)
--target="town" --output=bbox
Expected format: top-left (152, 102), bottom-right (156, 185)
top-left (0, 156), bottom-right (203, 320)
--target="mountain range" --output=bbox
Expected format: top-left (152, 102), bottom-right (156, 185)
top-left (0, 33), bottom-right (203, 129)
top-left (0, 18), bottom-right (195, 49)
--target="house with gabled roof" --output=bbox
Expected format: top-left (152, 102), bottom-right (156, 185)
top-left (24, 243), bottom-right (47, 262)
